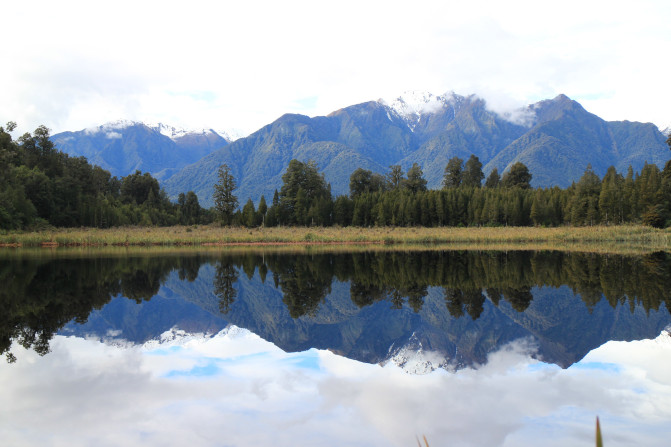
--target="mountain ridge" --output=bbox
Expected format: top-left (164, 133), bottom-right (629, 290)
top-left (50, 93), bottom-right (670, 207)
top-left (51, 121), bottom-right (231, 182)
top-left (164, 93), bottom-right (669, 206)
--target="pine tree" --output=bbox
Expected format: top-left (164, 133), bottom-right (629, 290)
top-left (257, 195), bottom-right (268, 226)
top-left (406, 163), bottom-right (428, 193)
top-left (213, 164), bottom-right (238, 225)
top-left (242, 198), bottom-right (256, 227)
top-left (598, 166), bottom-right (623, 224)
top-left (462, 155), bottom-right (484, 188)
top-left (442, 157), bottom-right (463, 188)
top-left (484, 168), bottom-right (500, 188)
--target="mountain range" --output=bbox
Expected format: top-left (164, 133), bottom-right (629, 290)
top-left (51, 93), bottom-right (670, 207)
top-left (51, 121), bottom-right (231, 182)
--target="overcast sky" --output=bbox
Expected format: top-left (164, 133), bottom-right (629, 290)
top-left (2, 0), bottom-right (670, 137)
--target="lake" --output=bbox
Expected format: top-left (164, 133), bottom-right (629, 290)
top-left (1, 247), bottom-right (670, 446)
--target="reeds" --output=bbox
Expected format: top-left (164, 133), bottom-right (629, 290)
top-left (1, 224), bottom-right (670, 254)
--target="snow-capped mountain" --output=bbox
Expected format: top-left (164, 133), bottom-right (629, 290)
top-left (52, 120), bottom-right (230, 181)
top-left (148, 123), bottom-right (240, 143)
top-left (52, 93), bottom-right (670, 207)
top-left (380, 91), bottom-right (463, 131)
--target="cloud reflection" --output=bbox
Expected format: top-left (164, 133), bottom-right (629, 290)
top-left (1, 327), bottom-right (669, 447)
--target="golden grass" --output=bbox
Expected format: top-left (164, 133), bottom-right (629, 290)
top-left (0, 224), bottom-right (669, 254)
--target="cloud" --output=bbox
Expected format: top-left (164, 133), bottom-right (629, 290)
top-left (2, 0), bottom-right (670, 136)
top-left (105, 131), bottom-right (122, 139)
top-left (1, 328), bottom-right (670, 447)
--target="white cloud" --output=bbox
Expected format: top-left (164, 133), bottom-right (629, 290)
top-left (1, 0), bottom-right (670, 136)
top-left (105, 131), bottom-right (122, 139)
top-left (1, 328), bottom-right (670, 447)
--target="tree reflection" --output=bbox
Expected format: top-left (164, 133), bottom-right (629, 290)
top-left (0, 255), bottom-right (200, 362)
top-left (2, 249), bottom-right (671, 362)
top-left (214, 263), bottom-right (238, 314)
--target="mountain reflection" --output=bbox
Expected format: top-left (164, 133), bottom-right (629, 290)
top-left (1, 249), bottom-right (670, 368)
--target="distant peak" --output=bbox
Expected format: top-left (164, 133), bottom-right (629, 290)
top-left (148, 123), bottom-right (224, 141)
top-left (83, 119), bottom-right (141, 135)
top-left (381, 91), bottom-right (460, 115)
top-left (379, 91), bottom-right (462, 130)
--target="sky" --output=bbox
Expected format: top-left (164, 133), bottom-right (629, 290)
top-left (2, 0), bottom-right (670, 138)
top-left (1, 327), bottom-right (670, 447)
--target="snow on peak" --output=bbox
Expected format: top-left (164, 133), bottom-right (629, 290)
top-left (147, 123), bottom-right (243, 142)
top-left (380, 91), bottom-right (460, 130)
top-left (217, 128), bottom-right (246, 142)
top-left (83, 119), bottom-right (140, 136)
top-left (382, 332), bottom-right (451, 374)
top-left (148, 123), bottom-right (219, 140)
top-left (141, 325), bottom-right (257, 349)
top-left (80, 120), bottom-right (242, 142)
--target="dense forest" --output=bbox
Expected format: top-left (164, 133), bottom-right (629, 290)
top-left (231, 152), bottom-right (671, 229)
top-left (2, 123), bottom-right (670, 230)
top-left (0, 123), bottom-right (212, 229)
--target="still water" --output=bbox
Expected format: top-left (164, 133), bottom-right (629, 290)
top-left (1, 248), bottom-right (670, 446)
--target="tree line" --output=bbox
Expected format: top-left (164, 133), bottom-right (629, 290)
top-left (219, 151), bottom-right (671, 229)
top-left (2, 122), bottom-right (669, 230)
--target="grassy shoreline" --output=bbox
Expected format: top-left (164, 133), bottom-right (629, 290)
top-left (1, 224), bottom-right (670, 253)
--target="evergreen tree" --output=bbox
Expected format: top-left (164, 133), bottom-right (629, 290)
top-left (501, 162), bottom-right (532, 189)
top-left (179, 191), bottom-right (201, 225)
top-left (443, 156), bottom-right (463, 188)
top-left (213, 164), bottom-right (238, 225)
top-left (599, 166), bottom-right (623, 224)
top-left (349, 168), bottom-right (387, 197)
top-left (569, 165), bottom-right (601, 226)
top-left (333, 195), bottom-right (353, 226)
top-left (257, 195), bottom-right (268, 226)
top-left (484, 168), bottom-right (500, 188)
top-left (405, 163), bottom-right (428, 193)
top-left (279, 159), bottom-right (331, 225)
top-left (387, 165), bottom-right (405, 189)
top-left (462, 155), bottom-right (484, 188)
top-left (242, 198), bottom-right (256, 227)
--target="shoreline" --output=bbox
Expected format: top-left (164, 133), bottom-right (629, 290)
top-left (1, 224), bottom-right (670, 254)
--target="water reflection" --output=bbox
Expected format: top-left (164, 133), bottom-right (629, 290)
top-left (1, 326), bottom-right (669, 447)
top-left (1, 249), bottom-right (669, 369)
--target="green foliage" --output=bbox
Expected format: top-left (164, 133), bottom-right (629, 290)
top-left (349, 167), bottom-right (387, 197)
top-left (276, 159), bottom-right (332, 226)
top-left (406, 163), bottom-right (428, 193)
top-left (463, 155), bottom-right (485, 188)
top-left (0, 123), bottom-right (208, 230)
top-left (242, 198), bottom-right (256, 228)
top-left (387, 164), bottom-right (405, 189)
top-left (213, 164), bottom-right (239, 225)
top-left (501, 162), bottom-right (532, 189)
top-left (484, 167), bottom-right (500, 188)
top-left (443, 156), bottom-right (463, 188)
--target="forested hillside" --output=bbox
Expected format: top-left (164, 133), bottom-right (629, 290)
top-left (0, 123), bottom-right (210, 229)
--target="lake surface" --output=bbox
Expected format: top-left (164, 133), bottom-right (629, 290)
top-left (1, 248), bottom-right (670, 446)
